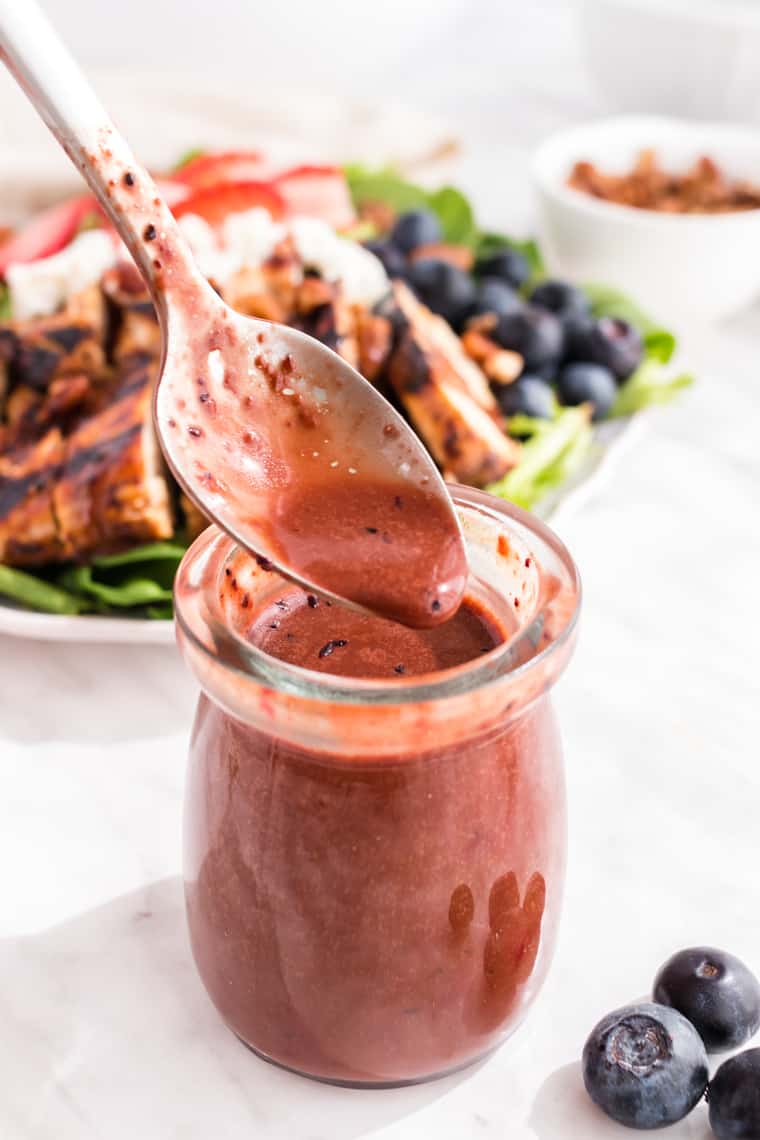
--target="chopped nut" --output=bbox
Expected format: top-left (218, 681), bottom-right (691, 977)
top-left (483, 349), bottom-right (523, 386)
top-left (409, 243), bottom-right (474, 271)
top-left (461, 329), bottom-right (500, 364)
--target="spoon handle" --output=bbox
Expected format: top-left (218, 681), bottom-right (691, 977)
top-left (0, 0), bottom-right (203, 312)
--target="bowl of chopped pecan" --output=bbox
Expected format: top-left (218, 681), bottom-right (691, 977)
top-left (532, 115), bottom-right (760, 322)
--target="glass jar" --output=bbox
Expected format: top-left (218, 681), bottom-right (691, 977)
top-left (175, 486), bottom-right (580, 1087)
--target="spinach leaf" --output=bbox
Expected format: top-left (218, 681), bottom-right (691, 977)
top-left (426, 186), bottom-right (476, 244)
top-left (0, 564), bottom-right (88, 614)
top-left (473, 230), bottom-right (545, 277)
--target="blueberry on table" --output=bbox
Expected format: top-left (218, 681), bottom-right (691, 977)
top-left (557, 362), bottom-right (617, 420)
top-left (493, 306), bottom-right (564, 372)
top-left (582, 1002), bottom-right (708, 1130)
top-left (475, 248), bottom-right (530, 289)
top-left (363, 238), bottom-right (407, 278)
top-left (390, 208), bottom-right (442, 254)
top-left (405, 257), bottom-right (476, 327)
top-left (529, 279), bottom-right (590, 320)
top-left (496, 375), bottom-right (554, 420)
top-left (468, 277), bottom-right (523, 320)
top-left (653, 947), bottom-right (760, 1053)
top-left (564, 315), bottom-right (643, 381)
top-left (709, 1048), bottom-right (760, 1140)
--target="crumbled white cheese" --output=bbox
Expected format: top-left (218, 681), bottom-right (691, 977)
top-left (177, 214), bottom-right (240, 286)
top-left (222, 208), bottom-right (285, 269)
top-left (6, 206), bottom-right (389, 318)
top-left (289, 217), bottom-right (388, 305)
top-left (220, 209), bottom-right (389, 304)
top-left (7, 230), bottom-right (117, 320)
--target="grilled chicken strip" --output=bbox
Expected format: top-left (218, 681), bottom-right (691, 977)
top-left (53, 360), bottom-right (173, 562)
top-left (0, 428), bottom-right (64, 564)
top-left (1, 285), bottom-right (108, 392)
top-left (385, 283), bottom-right (520, 486)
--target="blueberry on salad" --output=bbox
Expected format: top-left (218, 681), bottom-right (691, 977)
top-left (557, 362), bottom-right (617, 420)
top-left (475, 248), bottom-right (530, 290)
top-left (530, 279), bottom-right (590, 321)
top-left (582, 1002), bottom-right (708, 1130)
top-left (363, 238), bottom-right (406, 278)
top-left (564, 315), bottom-right (643, 381)
top-left (390, 208), bottom-right (442, 254)
top-left (468, 277), bottom-right (522, 320)
top-left (654, 947), bottom-right (760, 1053)
top-left (405, 257), bottom-right (475, 328)
top-left (493, 306), bottom-right (564, 372)
top-left (709, 1048), bottom-right (760, 1140)
top-left (496, 375), bottom-right (555, 420)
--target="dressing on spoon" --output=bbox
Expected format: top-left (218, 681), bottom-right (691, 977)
top-left (0, 0), bottom-right (468, 627)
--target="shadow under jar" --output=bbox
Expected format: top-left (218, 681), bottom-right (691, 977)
top-left (175, 486), bottom-right (581, 1087)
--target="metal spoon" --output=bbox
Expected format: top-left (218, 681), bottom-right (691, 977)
top-left (0, 0), bottom-right (467, 628)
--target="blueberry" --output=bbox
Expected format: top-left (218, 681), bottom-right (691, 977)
top-left (709, 1049), bottom-right (760, 1140)
top-left (582, 1002), bottom-right (708, 1130)
top-left (475, 248), bottom-right (530, 290)
top-left (493, 306), bottom-right (564, 372)
top-left (390, 209), bottom-right (442, 254)
top-left (654, 947), bottom-right (760, 1053)
top-left (363, 238), bottom-right (406, 278)
top-left (564, 315), bottom-right (643, 381)
top-left (468, 277), bottom-right (523, 320)
top-left (405, 258), bottom-right (475, 327)
top-left (496, 375), bottom-right (555, 420)
top-left (557, 362), bottom-right (617, 420)
top-left (529, 279), bottom-right (590, 321)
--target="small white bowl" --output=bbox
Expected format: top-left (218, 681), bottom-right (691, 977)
top-left (532, 115), bottom-right (760, 323)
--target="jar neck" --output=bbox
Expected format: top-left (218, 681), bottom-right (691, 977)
top-left (175, 487), bottom-right (581, 758)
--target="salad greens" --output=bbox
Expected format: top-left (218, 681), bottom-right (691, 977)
top-left (0, 542), bottom-right (187, 618)
top-left (344, 164), bottom-right (544, 274)
top-left (0, 163), bottom-right (694, 621)
top-left (487, 408), bottom-right (594, 511)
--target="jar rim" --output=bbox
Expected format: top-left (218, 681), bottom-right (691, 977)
top-left (174, 485), bottom-right (582, 710)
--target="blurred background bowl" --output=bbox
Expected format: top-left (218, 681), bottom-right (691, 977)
top-left (532, 114), bottom-right (760, 323)
top-left (577, 0), bottom-right (760, 121)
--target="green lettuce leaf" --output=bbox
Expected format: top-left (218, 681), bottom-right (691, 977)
top-left (612, 361), bottom-right (694, 417)
top-left (583, 283), bottom-right (676, 363)
top-left (0, 284), bottom-right (12, 321)
top-left (487, 406), bottom-right (593, 510)
top-left (172, 147), bottom-right (206, 171)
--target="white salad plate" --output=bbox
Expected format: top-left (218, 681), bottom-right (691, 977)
top-left (0, 76), bottom-right (647, 645)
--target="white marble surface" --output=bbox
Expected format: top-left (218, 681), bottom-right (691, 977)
top-left (2, 19), bottom-right (760, 1137)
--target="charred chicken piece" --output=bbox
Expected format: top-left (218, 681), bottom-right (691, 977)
top-left (0, 428), bottom-right (65, 564)
top-left (101, 263), bottom-right (160, 365)
top-left (52, 359), bottom-right (173, 562)
top-left (386, 283), bottom-right (520, 486)
top-left (2, 285), bottom-right (108, 393)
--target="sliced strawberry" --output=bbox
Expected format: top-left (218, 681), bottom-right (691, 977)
top-left (172, 181), bottom-right (286, 226)
top-left (172, 151), bottom-right (272, 190)
top-left (273, 165), bottom-right (356, 229)
top-left (0, 196), bottom-right (97, 276)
